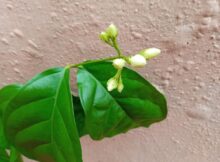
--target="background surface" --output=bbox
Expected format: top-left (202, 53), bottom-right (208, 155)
top-left (0, 0), bottom-right (220, 162)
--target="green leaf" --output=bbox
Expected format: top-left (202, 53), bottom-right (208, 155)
top-left (0, 123), bottom-right (9, 162)
top-left (0, 84), bottom-right (22, 149)
top-left (0, 84), bottom-right (23, 162)
top-left (72, 96), bottom-right (86, 137)
top-left (0, 84), bottom-right (23, 117)
top-left (0, 114), bottom-right (8, 150)
top-left (0, 148), bottom-right (9, 162)
top-left (3, 67), bottom-right (82, 162)
top-left (77, 68), bottom-right (135, 140)
top-left (77, 61), bottom-right (167, 140)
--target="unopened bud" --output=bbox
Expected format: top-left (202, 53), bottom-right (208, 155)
top-left (106, 24), bottom-right (118, 38)
top-left (129, 54), bottom-right (147, 68)
top-left (117, 77), bottom-right (124, 93)
top-left (100, 32), bottom-right (109, 43)
top-left (140, 48), bottom-right (161, 59)
top-left (107, 77), bottom-right (118, 91)
top-left (113, 58), bottom-right (126, 70)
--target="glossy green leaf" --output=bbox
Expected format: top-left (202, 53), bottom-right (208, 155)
top-left (0, 85), bottom-right (23, 162)
top-left (0, 84), bottom-right (22, 149)
top-left (77, 61), bottom-right (167, 140)
top-left (0, 114), bottom-right (8, 150)
top-left (77, 69), bottom-right (134, 140)
top-left (3, 67), bottom-right (82, 162)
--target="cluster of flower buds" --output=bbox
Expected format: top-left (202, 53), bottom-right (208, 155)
top-left (106, 58), bottom-right (125, 92)
top-left (107, 48), bottom-right (161, 92)
top-left (100, 24), bottom-right (118, 45)
top-left (100, 24), bottom-right (161, 93)
top-left (107, 69), bottom-right (124, 93)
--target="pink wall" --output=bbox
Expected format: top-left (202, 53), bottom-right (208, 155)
top-left (0, 0), bottom-right (220, 162)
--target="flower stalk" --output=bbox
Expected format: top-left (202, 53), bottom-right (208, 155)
top-left (67, 24), bottom-right (161, 92)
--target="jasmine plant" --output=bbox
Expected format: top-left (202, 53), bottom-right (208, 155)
top-left (0, 24), bottom-right (167, 162)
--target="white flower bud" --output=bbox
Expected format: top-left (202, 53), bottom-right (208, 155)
top-left (100, 32), bottom-right (109, 43)
top-left (129, 54), bottom-right (147, 68)
top-left (117, 77), bottom-right (124, 93)
top-left (107, 77), bottom-right (118, 91)
top-left (113, 58), bottom-right (126, 70)
top-left (140, 48), bottom-right (161, 59)
top-left (106, 24), bottom-right (118, 38)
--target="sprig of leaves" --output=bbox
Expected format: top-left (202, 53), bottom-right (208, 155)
top-left (0, 24), bottom-right (167, 162)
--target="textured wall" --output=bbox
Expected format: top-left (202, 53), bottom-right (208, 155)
top-left (0, 0), bottom-right (220, 162)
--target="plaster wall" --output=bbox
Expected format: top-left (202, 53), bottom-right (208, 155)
top-left (0, 0), bottom-right (220, 162)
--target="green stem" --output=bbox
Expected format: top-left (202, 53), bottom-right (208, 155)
top-left (9, 146), bottom-right (23, 162)
top-left (67, 36), bottom-right (128, 69)
top-left (67, 56), bottom-right (119, 69)
top-left (112, 38), bottom-right (122, 57)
